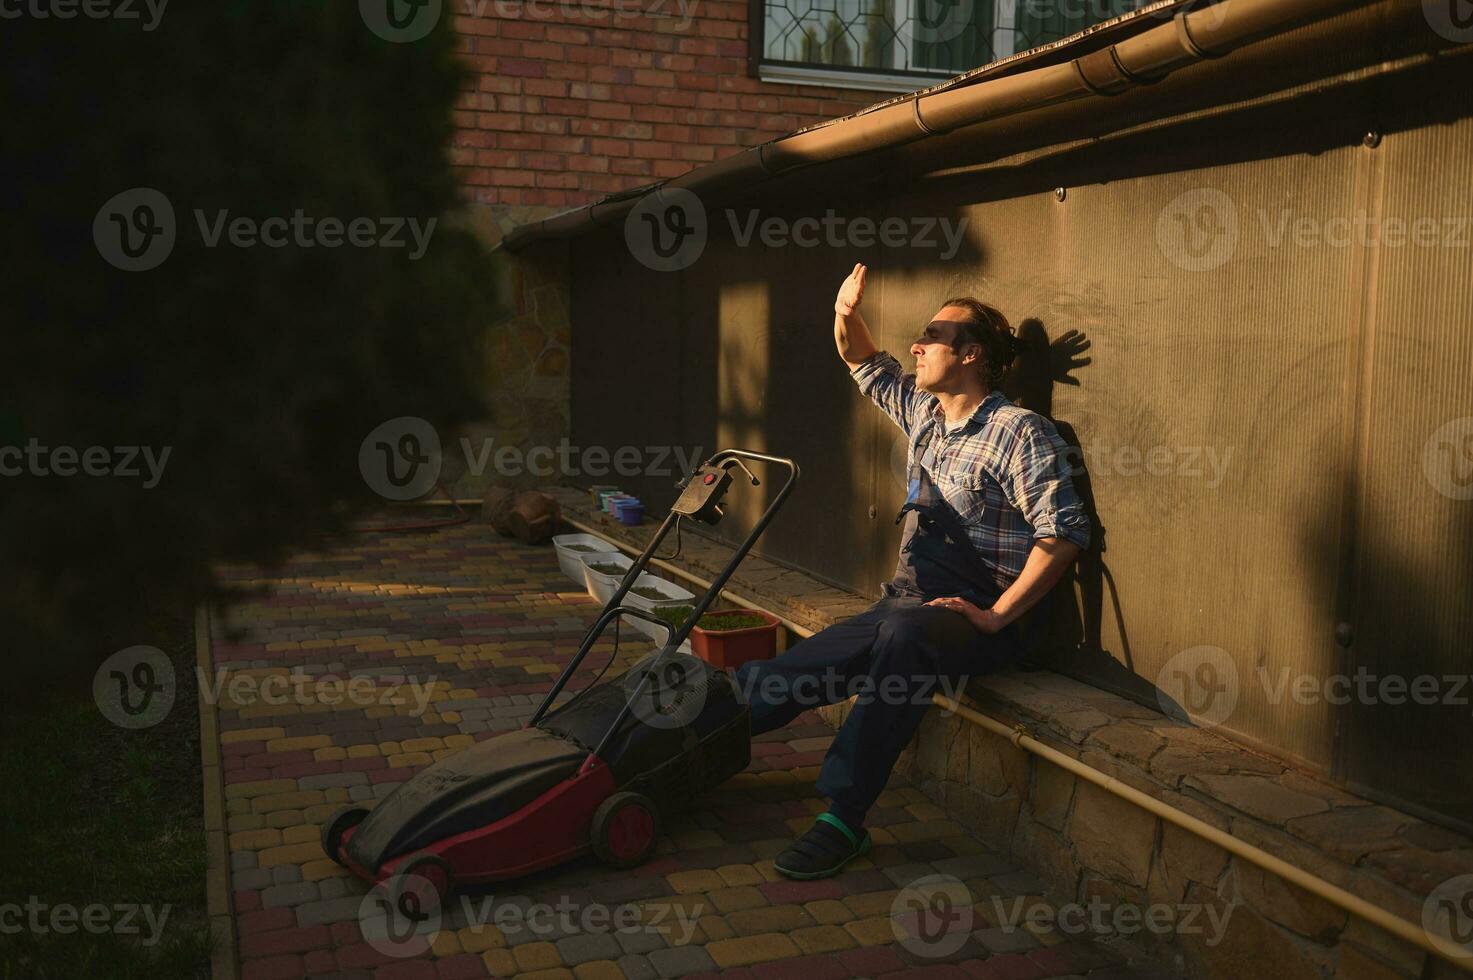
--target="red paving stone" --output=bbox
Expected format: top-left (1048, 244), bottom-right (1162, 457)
top-left (205, 523), bottom-right (1172, 978)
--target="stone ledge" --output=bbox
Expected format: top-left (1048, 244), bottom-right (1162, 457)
top-left (542, 486), bottom-right (874, 634)
top-left (543, 486), bottom-right (1473, 979)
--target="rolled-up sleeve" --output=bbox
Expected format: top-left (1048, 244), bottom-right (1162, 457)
top-left (1003, 419), bottom-right (1091, 551)
top-left (851, 351), bottom-right (926, 437)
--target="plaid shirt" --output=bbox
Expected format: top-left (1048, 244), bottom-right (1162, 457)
top-left (852, 351), bottom-right (1091, 593)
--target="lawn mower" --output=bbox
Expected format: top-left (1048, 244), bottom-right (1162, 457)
top-left (321, 449), bottom-right (799, 905)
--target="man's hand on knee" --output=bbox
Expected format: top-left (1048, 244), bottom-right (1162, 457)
top-left (925, 595), bottom-right (1005, 634)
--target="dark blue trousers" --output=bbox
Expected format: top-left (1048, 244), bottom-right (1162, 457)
top-left (733, 594), bottom-right (1022, 829)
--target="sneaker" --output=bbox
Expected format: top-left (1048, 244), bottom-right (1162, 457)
top-left (773, 812), bottom-right (871, 879)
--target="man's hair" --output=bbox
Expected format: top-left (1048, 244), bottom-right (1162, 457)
top-left (938, 296), bottom-right (1016, 388)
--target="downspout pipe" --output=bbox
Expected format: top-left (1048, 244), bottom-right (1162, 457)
top-left (503, 0), bottom-right (1372, 251)
top-left (934, 694), bottom-right (1473, 974)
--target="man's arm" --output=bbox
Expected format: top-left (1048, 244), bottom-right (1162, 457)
top-left (834, 262), bottom-right (878, 369)
top-left (929, 538), bottom-right (1080, 632)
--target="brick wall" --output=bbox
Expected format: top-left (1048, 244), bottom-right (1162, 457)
top-left (446, 2), bottom-right (891, 209)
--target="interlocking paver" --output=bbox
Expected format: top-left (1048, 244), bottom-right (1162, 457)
top-left (206, 524), bottom-right (1178, 978)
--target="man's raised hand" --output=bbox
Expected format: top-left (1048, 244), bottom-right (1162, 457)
top-left (835, 262), bottom-right (866, 317)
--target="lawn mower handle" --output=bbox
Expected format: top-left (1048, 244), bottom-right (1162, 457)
top-left (528, 450), bottom-right (799, 730)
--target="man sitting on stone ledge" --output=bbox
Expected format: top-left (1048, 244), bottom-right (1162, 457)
top-left (735, 261), bottom-right (1091, 879)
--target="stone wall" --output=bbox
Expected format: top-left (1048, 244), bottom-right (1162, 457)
top-left (818, 674), bottom-right (1473, 980)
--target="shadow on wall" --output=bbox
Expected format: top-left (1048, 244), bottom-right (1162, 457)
top-left (1000, 317), bottom-right (1156, 705)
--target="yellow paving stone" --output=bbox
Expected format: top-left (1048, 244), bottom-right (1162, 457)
top-left (264, 735), bottom-right (332, 752)
top-left (709, 886), bottom-right (766, 913)
top-left (793, 924), bottom-right (858, 954)
top-left (898, 787), bottom-right (928, 803)
top-left (379, 741), bottom-right (402, 755)
top-left (706, 933), bottom-right (801, 968)
top-left (715, 864), bottom-right (764, 887)
top-left (389, 751), bottom-right (433, 768)
top-left (753, 860), bottom-right (784, 883)
top-left (440, 711), bottom-right (461, 724)
top-left (758, 770), bottom-right (795, 786)
top-left (726, 904), bottom-right (814, 936)
top-left (305, 802), bottom-right (346, 823)
top-left (572, 961), bottom-right (625, 980)
top-left (253, 791), bottom-right (325, 814)
top-left (225, 779), bottom-right (297, 800)
top-left (314, 746), bottom-right (347, 762)
top-left (804, 899), bottom-right (854, 925)
top-left (843, 890), bottom-right (901, 918)
top-left (512, 941), bottom-right (562, 972)
top-left (844, 915), bottom-right (897, 946)
top-left (481, 949), bottom-right (517, 976)
top-left (240, 705), bottom-right (295, 720)
top-left (697, 916), bottom-right (735, 942)
top-left (518, 970), bottom-right (573, 980)
top-left (347, 744), bottom-right (381, 758)
top-left (666, 869), bottom-right (724, 894)
top-left (257, 842), bottom-right (326, 868)
top-left (458, 924), bottom-right (508, 953)
top-left (228, 814), bottom-right (265, 833)
top-left (869, 826), bottom-right (896, 846)
top-left (226, 797), bottom-right (251, 817)
top-left (221, 727), bottom-right (285, 745)
top-left (445, 734), bottom-right (476, 750)
top-left (302, 859), bottom-right (350, 881)
top-left (430, 930), bottom-right (463, 956)
top-left (265, 809), bottom-right (307, 830)
top-left (282, 825), bottom-right (318, 844)
top-left (365, 705), bottom-right (394, 718)
top-left (228, 828), bottom-right (282, 850)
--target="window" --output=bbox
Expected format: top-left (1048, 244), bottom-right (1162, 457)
top-left (756, 0), bottom-right (1139, 92)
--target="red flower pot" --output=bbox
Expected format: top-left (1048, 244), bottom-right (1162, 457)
top-left (689, 609), bottom-right (781, 670)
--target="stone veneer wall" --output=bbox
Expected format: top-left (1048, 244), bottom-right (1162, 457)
top-left (446, 205), bottom-right (572, 499)
top-left (821, 675), bottom-right (1473, 980)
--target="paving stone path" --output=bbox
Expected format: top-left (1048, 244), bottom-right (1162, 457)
top-left (207, 524), bottom-right (1179, 979)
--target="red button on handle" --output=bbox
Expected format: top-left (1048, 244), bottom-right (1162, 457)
top-left (703, 474), bottom-right (716, 485)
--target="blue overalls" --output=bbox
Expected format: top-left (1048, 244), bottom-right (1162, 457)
top-left (736, 419), bottom-right (1024, 829)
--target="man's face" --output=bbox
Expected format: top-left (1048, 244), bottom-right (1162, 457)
top-left (910, 306), bottom-right (980, 392)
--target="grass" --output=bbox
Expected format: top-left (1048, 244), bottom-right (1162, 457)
top-left (585, 562), bottom-right (627, 576)
top-left (0, 610), bottom-right (213, 979)
top-left (651, 605), bottom-right (771, 632)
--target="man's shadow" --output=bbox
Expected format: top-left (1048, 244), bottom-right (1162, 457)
top-left (999, 319), bottom-right (1138, 690)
